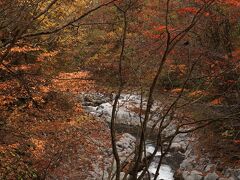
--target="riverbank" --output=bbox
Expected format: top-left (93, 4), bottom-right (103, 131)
top-left (81, 91), bottom-right (240, 180)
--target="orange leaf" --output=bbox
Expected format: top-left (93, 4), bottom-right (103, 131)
top-left (233, 140), bottom-right (240, 144)
top-left (210, 98), bottom-right (222, 105)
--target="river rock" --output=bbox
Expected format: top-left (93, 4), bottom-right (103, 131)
top-left (82, 93), bottom-right (111, 106)
top-left (219, 178), bottom-right (235, 180)
top-left (204, 172), bottom-right (219, 180)
top-left (222, 168), bottom-right (240, 179)
top-left (182, 170), bottom-right (203, 180)
top-left (120, 172), bottom-right (126, 179)
top-left (180, 158), bottom-right (195, 170)
top-left (204, 164), bottom-right (216, 172)
top-left (171, 142), bottom-right (185, 152)
top-left (117, 133), bottom-right (136, 148)
top-left (111, 172), bottom-right (126, 180)
top-left (89, 163), bottom-right (109, 180)
top-left (116, 133), bottom-right (136, 161)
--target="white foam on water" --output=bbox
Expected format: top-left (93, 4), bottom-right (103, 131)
top-left (149, 163), bottom-right (174, 180)
top-left (138, 163), bottom-right (174, 180)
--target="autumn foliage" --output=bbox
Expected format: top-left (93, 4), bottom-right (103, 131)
top-left (0, 0), bottom-right (240, 178)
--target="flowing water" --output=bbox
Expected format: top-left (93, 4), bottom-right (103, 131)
top-left (82, 93), bottom-right (186, 180)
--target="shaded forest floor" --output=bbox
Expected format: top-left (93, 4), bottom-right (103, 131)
top-left (0, 71), bottom-right (240, 179)
top-left (0, 71), bottom-right (112, 179)
top-left (0, 110), bottom-right (111, 179)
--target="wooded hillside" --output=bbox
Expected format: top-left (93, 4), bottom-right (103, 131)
top-left (0, 0), bottom-right (240, 179)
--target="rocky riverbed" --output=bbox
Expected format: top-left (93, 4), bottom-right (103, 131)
top-left (80, 92), bottom-right (240, 180)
